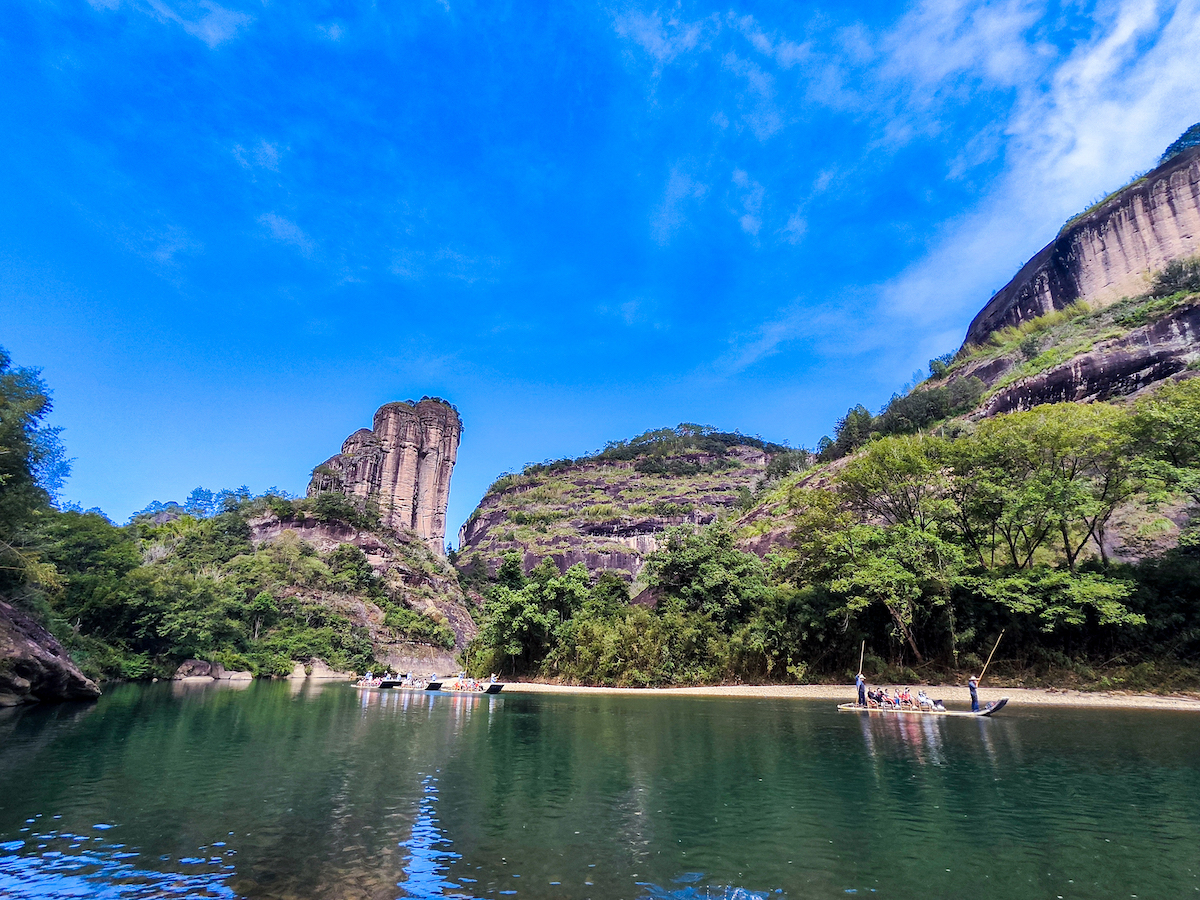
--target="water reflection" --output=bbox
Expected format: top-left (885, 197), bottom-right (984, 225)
top-left (0, 827), bottom-right (236, 898)
top-left (855, 711), bottom-right (948, 765)
top-left (397, 775), bottom-right (475, 900)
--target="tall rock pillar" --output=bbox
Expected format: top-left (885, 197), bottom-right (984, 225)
top-left (308, 399), bottom-right (462, 554)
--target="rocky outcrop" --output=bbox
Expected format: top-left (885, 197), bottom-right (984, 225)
top-left (246, 513), bottom-right (479, 650)
top-left (171, 659), bottom-right (252, 681)
top-left (309, 399), bottom-right (461, 554)
top-left (979, 301), bottom-right (1200, 415)
top-left (0, 600), bottom-right (100, 706)
top-left (965, 147), bottom-right (1200, 346)
top-left (458, 443), bottom-right (778, 580)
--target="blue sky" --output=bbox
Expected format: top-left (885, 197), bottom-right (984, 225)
top-left (3, 0), bottom-right (1200, 541)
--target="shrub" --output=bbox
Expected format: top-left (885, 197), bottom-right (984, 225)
top-left (1149, 256), bottom-right (1200, 298)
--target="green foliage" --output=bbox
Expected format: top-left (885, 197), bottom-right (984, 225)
top-left (644, 524), bottom-right (770, 633)
top-left (308, 491), bottom-right (381, 529)
top-left (22, 497), bottom-right (467, 681)
top-left (1160, 122), bottom-right (1200, 164)
top-left (818, 379), bottom-right (985, 462)
top-left (763, 449), bottom-right (811, 482)
top-left (0, 346), bottom-right (68, 600)
top-left (1148, 256), bottom-right (1200, 298)
top-left (383, 605), bottom-right (455, 649)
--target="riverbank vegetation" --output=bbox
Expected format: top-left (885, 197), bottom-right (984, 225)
top-left (467, 381), bottom-right (1200, 690)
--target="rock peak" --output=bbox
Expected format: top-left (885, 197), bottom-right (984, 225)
top-left (963, 146), bottom-right (1200, 347)
top-left (309, 398), bottom-right (462, 554)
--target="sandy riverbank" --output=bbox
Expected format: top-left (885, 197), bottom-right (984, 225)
top-left (500, 681), bottom-right (1200, 711)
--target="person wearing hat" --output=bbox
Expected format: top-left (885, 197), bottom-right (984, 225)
top-left (968, 675), bottom-right (980, 712)
top-left (855, 671), bottom-right (867, 707)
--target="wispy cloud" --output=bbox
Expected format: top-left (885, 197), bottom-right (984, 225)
top-left (667, 0), bottom-right (1200, 382)
top-left (879, 0), bottom-right (1200, 331)
top-left (389, 246), bottom-right (499, 283)
top-left (651, 168), bottom-right (709, 244)
top-left (731, 168), bottom-right (764, 236)
top-left (233, 140), bottom-right (281, 171)
top-left (89, 0), bottom-right (252, 47)
top-left (614, 9), bottom-right (709, 65)
top-left (258, 213), bottom-right (314, 255)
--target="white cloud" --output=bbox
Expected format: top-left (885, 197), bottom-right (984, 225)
top-left (731, 168), bottom-right (764, 235)
top-left (259, 213), bottom-right (314, 255)
top-left (614, 10), bottom-right (708, 64)
top-left (390, 246), bottom-right (498, 283)
top-left (318, 23), bottom-right (344, 41)
top-left (782, 209), bottom-right (806, 244)
top-left (651, 168), bottom-right (709, 244)
top-left (878, 0), bottom-right (1200, 334)
top-left (94, 0), bottom-right (252, 47)
top-left (234, 140), bottom-right (282, 171)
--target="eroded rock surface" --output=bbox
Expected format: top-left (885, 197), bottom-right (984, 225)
top-left (310, 399), bottom-right (461, 554)
top-left (0, 600), bottom-right (100, 706)
top-left (458, 444), bottom-right (776, 580)
top-left (965, 147), bottom-right (1200, 345)
top-left (979, 302), bottom-right (1200, 415)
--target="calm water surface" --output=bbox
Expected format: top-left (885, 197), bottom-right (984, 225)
top-left (1, 681), bottom-right (1198, 900)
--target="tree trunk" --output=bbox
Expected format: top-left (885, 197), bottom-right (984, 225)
top-left (888, 604), bottom-right (923, 662)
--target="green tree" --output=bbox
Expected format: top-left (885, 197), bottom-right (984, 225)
top-left (0, 347), bottom-right (67, 600)
top-left (644, 523), bottom-right (770, 633)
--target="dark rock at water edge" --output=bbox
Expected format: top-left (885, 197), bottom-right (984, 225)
top-left (0, 599), bottom-right (101, 706)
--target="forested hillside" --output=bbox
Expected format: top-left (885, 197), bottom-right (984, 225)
top-left (458, 425), bottom-right (808, 581)
top-left (0, 348), bottom-right (473, 693)
top-left (462, 263), bottom-right (1200, 690)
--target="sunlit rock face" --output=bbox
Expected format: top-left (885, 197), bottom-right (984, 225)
top-left (309, 399), bottom-right (461, 554)
top-left (964, 147), bottom-right (1200, 346)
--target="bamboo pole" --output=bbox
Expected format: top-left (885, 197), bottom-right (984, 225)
top-left (857, 640), bottom-right (866, 676)
top-left (977, 630), bottom-right (1005, 685)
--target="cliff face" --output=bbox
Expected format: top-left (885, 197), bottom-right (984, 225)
top-left (965, 147), bottom-right (1200, 346)
top-left (309, 399), bottom-right (461, 554)
top-left (978, 301), bottom-right (1200, 415)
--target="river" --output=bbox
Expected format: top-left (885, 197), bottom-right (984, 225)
top-left (1, 680), bottom-right (1198, 900)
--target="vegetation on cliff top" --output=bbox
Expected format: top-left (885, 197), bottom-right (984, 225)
top-left (31, 492), bottom-right (460, 682)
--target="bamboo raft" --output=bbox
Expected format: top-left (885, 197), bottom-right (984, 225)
top-left (354, 678), bottom-right (504, 695)
top-left (838, 697), bottom-right (1009, 718)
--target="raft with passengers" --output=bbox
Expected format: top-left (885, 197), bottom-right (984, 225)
top-left (838, 683), bottom-right (1009, 718)
top-left (354, 671), bottom-right (504, 695)
top-left (837, 634), bottom-right (1009, 718)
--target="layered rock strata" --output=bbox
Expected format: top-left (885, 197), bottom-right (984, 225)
top-left (978, 301), bottom-right (1200, 415)
top-left (309, 399), bottom-right (461, 554)
top-left (965, 147), bottom-right (1200, 346)
top-left (458, 444), bottom-right (775, 580)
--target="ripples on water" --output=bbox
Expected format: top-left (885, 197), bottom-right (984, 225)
top-left (1, 682), bottom-right (1198, 900)
top-left (0, 823), bottom-right (236, 898)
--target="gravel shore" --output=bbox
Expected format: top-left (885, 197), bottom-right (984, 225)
top-left (501, 681), bottom-right (1200, 711)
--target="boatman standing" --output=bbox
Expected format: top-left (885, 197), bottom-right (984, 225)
top-left (856, 671), bottom-right (867, 708)
top-left (968, 675), bottom-right (980, 712)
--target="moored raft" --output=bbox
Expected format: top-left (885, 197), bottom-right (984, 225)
top-left (354, 677), bottom-right (504, 694)
top-left (838, 697), bottom-right (1009, 717)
